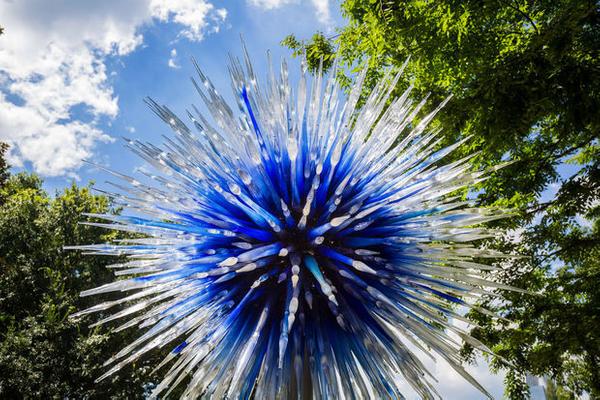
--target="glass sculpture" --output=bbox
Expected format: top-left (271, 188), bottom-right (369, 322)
top-left (70, 47), bottom-right (520, 399)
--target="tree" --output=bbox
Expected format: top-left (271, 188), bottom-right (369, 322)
top-left (285, 1), bottom-right (600, 398)
top-left (281, 32), bottom-right (335, 73)
top-left (0, 143), bottom-right (9, 189)
top-left (0, 152), bottom-right (165, 398)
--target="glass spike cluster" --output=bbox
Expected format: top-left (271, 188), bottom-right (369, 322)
top-left (69, 48), bottom-right (520, 399)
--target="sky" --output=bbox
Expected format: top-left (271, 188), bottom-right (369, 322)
top-left (0, 0), bottom-right (549, 398)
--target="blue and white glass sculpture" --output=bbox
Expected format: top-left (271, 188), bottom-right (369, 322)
top-left (70, 47), bottom-right (519, 399)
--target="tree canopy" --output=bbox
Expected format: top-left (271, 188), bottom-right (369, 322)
top-left (0, 143), bottom-right (8, 188)
top-left (285, 1), bottom-right (600, 398)
top-left (0, 143), bottom-right (165, 398)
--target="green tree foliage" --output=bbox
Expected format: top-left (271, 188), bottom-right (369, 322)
top-left (281, 32), bottom-right (336, 73)
top-left (0, 143), bottom-right (9, 188)
top-left (285, 1), bottom-right (600, 398)
top-left (0, 146), bottom-right (161, 398)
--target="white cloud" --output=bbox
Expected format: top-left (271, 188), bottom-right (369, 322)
top-left (381, 313), bottom-right (506, 399)
top-left (389, 349), bottom-right (506, 400)
top-left (310, 0), bottom-right (332, 27)
top-left (150, 0), bottom-right (227, 41)
top-left (247, 0), bottom-right (332, 28)
top-left (0, 92), bottom-right (112, 177)
top-left (0, 0), bottom-right (226, 176)
top-left (168, 48), bottom-right (181, 69)
top-left (248, 0), bottom-right (297, 10)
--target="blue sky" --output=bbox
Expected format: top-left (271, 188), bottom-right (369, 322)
top-left (0, 0), bottom-right (343, 194)
top-left (0, 1), bottom-right (539, 398)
